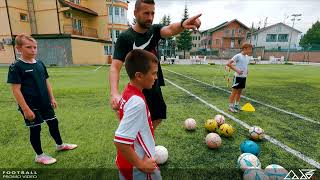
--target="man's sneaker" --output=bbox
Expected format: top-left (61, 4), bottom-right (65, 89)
top-left (35, 154), bottom-right (56, 165)
top-left (56, 143), bottom-right (78, 151)
top-left (234, 104), bottom-right (241, 111)
top-left (228, 106), bottom-right (238, 113)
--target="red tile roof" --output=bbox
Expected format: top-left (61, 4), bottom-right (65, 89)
top-left (59, 0), bottom-right (98, 16)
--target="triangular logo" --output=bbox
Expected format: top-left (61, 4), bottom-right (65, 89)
top-left (284, 170), bottom-right (299, 179)
top-left (299, 169), bottom-right (307, 180)
top-left (302, 169), bottom-right (316, 179)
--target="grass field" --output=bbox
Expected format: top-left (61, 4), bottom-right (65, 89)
top-left (0, 64), bottom-right (319, 179)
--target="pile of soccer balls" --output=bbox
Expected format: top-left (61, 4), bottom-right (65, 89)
top-left (183, 115), bottom-right (289, 179)
top-left (238, 127), bottom-right (289, 179)
top-left (184, 114), bottom-right (235, 149)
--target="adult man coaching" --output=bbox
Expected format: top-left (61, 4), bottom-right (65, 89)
top-left (109, 0), bottom-right (201, 129)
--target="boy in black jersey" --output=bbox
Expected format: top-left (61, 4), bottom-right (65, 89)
top-left (7, 34), bottom-right (77, 165)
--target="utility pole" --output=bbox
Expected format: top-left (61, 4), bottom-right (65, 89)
top-left (250, 22), bottom-right (254, 44)
top-left (111, 0), bottom-right (115, 56)
top-left (286, 14), bottom-right (301, 64)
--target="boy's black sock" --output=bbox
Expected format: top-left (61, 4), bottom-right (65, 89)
top-left (29, 125), bottom-right (43, 155)
top-left (46, 118), bottom-right (63, 145)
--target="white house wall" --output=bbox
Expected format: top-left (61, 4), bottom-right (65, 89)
top-left (254, 24), bottom-right (301, 50)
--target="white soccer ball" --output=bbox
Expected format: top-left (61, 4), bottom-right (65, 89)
top-left (184, 118), bottom-right (196, 130)
top-left (265, 164), bottom-right (288, 180)
top-left (243, 169), bottom-right (270, 180)
top-left (249, 126), bottom-right (265, 141)
top-left (214, 114), bottom-right (225, 126)
top-left (205, 133), bottom-right (222, 149)
top-left (237, 153), bottom-right (261, 172)
top-left (155, 145), bottom-right (168, 164)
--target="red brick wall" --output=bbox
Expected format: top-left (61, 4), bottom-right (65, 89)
top-left (211, 21), bottom-right (249, 49)
top-left (262, 51), bottom-right (320, 62)
top-left (212, 31), bottom-right (224, 49)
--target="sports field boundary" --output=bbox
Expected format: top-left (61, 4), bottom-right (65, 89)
top-left (165, 78), bottom-right (320, 169)
top-left (163, 68), bottom-right (320, 125)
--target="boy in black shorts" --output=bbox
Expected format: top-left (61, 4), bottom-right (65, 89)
top-left (7, 34), bottom-right (77, 165)
top-left (226, 43), bottom-right (253, 113)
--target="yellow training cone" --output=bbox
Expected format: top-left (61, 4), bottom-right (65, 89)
top-left (241, 103), bottom-right (255, 112)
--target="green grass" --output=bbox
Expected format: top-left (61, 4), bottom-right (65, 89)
top-left (0, 64), bottom-right (319, 179)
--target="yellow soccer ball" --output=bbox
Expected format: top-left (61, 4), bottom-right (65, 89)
top-left (219, 123), bottom-right (235, 137)
top-left (205, 119), bottom-right (218, 132)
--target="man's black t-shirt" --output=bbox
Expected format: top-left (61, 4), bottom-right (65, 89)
top-left (113, 24), bottom-right (165, 86)
top-left (7, 59), bottom-right (51, 109)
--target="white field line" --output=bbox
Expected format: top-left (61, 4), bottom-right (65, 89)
top-left (165, 78), bottom-right (320, 169)
top-left (93, 66), bottom-right (103, 72)
top-left (163, 68), bottom-right (320, 125)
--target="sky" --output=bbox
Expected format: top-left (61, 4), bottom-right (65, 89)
top-left (127, 0), bottom-right (320, 34)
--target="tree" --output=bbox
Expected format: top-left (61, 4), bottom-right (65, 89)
top-left (159, 15), bottom-right (175, 57)
top-left (176, 5), bottom-right (192, 59)
top-left (299, 21), bottom-right (320, 50)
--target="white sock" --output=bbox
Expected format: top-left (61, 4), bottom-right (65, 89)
top-left (36, 153), bottom-right (44, 157)
top-left (234, 102), bottom-right (239, 106)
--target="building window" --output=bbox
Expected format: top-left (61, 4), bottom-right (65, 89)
top-left (109, 6), bottom-right (113, 16)
top-left (104, 45), bottom-right (113, 55)
top-left (121, 8), bottom-right (125, 16)
top-left (115, 7), bottom-right (119, 16)
top-left (278, 34), bottom-right (288, 42)
top-left (72, 19), bottom-right (82, 32)
top-left (266, 34), bottom-right (277, 42)
top-left (20, 13), bottom-right (28, 22)
top-left (115, 30), bottom-right (120, 38)
top-left (224, 29), bottom-right (230, 36)
top-left (238, 28), bottom-right (242, 34)
top-left (231, 29), bottom-right (235, 37)
top-left (238, 40), bottom-right (241, 45)
top-left (70, 0), bottom-right (80, 4)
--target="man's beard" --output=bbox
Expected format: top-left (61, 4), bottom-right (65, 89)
top-left (137, 20), bottom-right (152, 29)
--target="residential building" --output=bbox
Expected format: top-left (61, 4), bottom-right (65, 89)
top-left (209, 19), bottom-right (250, 50)
top-left (105, 0), bottom-right (128, 55)
top-left (0, 0), bottom-right (129, 65)
top-left (190, 30), bottom-right (201, 54)
top-left (248, 22), bottom-right (302, 50)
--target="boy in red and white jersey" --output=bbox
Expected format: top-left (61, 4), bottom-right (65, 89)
top-left (114, 49), bottom-right (161, 180)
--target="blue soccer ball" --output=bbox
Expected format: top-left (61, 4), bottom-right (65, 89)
top-left (240, 139), bottom-right (261, 156)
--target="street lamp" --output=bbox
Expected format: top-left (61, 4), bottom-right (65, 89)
top-left (285, 13), bottom-right (301, 64)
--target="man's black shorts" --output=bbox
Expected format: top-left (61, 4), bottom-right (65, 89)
top-left (142, 86), bottom-right (166, 121)
top-left (232, 76), bottom-right (246, 89)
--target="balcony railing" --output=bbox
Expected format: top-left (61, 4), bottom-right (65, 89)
top-left (63, 25), bottom-right (98, 38)
top-left (223, 33), bottom-right (246, 38)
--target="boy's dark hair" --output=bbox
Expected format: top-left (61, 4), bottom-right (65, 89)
top-left (135, 0), bottom-right (155, 10)
top-left (125, 49), bottom-right (158, 80)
